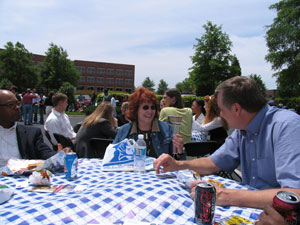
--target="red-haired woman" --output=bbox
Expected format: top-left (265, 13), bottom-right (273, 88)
top-left (113, 87), bottom-right (175, 158)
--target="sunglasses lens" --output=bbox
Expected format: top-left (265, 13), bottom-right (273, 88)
top-left (142, 105), bottom-right (156, 110)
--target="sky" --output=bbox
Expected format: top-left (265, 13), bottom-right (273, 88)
top-left (0, 0), bottom-right (279, 90)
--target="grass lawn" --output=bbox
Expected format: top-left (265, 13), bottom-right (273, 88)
top-left (66, 111), bottom-right (85, 116)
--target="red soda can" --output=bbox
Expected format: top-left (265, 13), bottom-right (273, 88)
top-left (272, 191), bottom-right (300, 225)
top-left (194, 182), bottom-right (216, 224)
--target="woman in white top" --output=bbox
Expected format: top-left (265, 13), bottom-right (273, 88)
top-left (191, 99), bottom-right (205, 125)
top-left (192, 95), bottom-right (228, 143)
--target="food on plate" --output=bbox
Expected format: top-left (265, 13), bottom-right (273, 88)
top-left (29, 169), bottom-right (52, 186)
top-left (27, 163), bottom-right (43, 170)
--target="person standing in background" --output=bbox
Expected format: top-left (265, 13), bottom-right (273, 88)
top-left (31, 89), bottom-right (39, 124)
top-left (38, 93), bottom-right (45, 125)
top-left (111, 94), bottom-right (117, 117)
top-left (45, 91), bottom-right (54, 118)
top-left (22, 88), bottom-right (37, 125)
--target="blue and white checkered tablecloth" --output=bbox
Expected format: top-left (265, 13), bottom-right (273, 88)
top-left (0, 158), bottom-right (262, 224)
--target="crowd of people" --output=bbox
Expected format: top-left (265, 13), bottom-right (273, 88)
top-left (1, 76), bottom-right (300, 224)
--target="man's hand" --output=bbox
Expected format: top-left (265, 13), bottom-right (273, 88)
top-left (153, 153), bottom-right (179, 174)
top-left (255, 206), bottom-right (287, 225)
top-left (57, 144), bottom-right (73, 153)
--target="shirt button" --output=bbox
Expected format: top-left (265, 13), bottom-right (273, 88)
top-left (252, 176), bottom-right (256, 179)
top-left (250, 140), bottom-right (254, 143)
top-left (252, 158), bottom-right (255, 161)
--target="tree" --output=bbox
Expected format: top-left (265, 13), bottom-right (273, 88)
top-left (249, 74), bottom-right (267, 97)
top-left (40, 43), bottom-right (80, 91)
top-left (189, 21), bottom-right (241, 96)
top-left (141, 76), bottom-right (155, 92)
top-left (0, 42), bottom-right (39, 91)
top-left (0, 78), bottom-right (13, 89)
top-left (156, 79), bottom-right (168, 95)
top-left (265, 0), bottom-right (300, 97)
top-left (58, 82), bottom-right (76, 104)
top-left (176, 78), bottom-right (193, 93)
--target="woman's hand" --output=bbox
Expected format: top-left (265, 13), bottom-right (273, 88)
top-left (173, 134), bottom-right (184, 154)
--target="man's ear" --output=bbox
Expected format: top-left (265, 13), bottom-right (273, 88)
top-left (232, 103), bottom-right (242, 115)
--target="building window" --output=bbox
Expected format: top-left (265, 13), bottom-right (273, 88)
top-left (125, 88), bottom-right (132, 93)
top-left (97, 68), bottom-right (105, 75)
top-left (76, 66), bottom-right (85, 73)
top-left (125, 70), bottom-right (133, 76)
top-left (87, 67), bottom-right (95, 74)
top-left (87, 86), bottom-right (94, 90)
top-left (116, 78), bottom-right (123, 85)
top-left (125, 79), bottom-right (132, 85)
top-left (107, 69), bottom-right (114, 75)
top-left (107, 78), bottom-right (114, 84)
top-left (97, 87), bottom-right (104, 92)
top-left (97, 77), bottom-right (104, 84)
top-left (107, 87), bottom-right (113, 91)
top-left (79, 76), bottom-right (85, 82)
top-left (87, 76), bottom-right (95, 83)
top-left (116, 69), bottom-right (123, 76)
top-left (116, 88), bottom-right (123, 92)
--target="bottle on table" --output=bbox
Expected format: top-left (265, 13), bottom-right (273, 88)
top-left (134, 134), bottom-right (146, 173)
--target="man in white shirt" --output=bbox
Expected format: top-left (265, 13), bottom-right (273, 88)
top-left (0, 90), bottom-right (57, 167)
top-left (44, 93), bottom-right (76, 145)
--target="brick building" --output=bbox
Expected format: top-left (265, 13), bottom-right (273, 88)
top-left (73, 59), bottom-right (135, 93)
top-left (0, 48), bottom-right (135, 93)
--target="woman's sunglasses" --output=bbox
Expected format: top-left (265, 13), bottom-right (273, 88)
top-left (142, 105), bottom-right (156, 110)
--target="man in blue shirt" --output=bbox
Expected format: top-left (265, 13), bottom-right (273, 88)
top-left (154, 76), bottom-right (300, 209)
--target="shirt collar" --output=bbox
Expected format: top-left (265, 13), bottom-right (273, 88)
top-left (0, 122), bottom-right (17, 131)
top-left (52, 108), bottom-right (64, 117)
top-left (245, 104), bottom-right (268, 135)
top-left (130, 119), bottom-right (160, 135)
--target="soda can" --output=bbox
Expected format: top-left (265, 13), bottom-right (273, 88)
top-left (194, 182), bottom-right (216, 224)
top-left (272, 191), bottom-right (300, 225)
top-left (64, 152), bottom-right (78, 180)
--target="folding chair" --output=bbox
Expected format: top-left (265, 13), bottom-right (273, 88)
top-left (73, 122), bottom-right (82, 133)
top-left (53, 133), bottom-right (75, 150)
top-left (183, 141), bottom-right (218, 158)
top-left (89, 138), bottom-right (114, 158)
top-left (44, 130), bottom-right (58, 151)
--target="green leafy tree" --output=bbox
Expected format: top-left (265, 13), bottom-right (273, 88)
top-left (176, 78), bottom-right (193, 93)
top-left (156, 79), bottom-right (168, 95)
top-left (58, 82), bottom-right (76, 104)
top-left (40, 43), bottom-right (80, 92)
top-left (249, 74), bottom-right (267, 97)
top-left (189, 21), bottom-right (241, 96)
top-left (0, 78), bottom-right (13, 89)
top-left (0, 42), bottom-right (39, 91)
top-left (265, 0), bottom-right (300, 97)
top-left (141, 76), bottom-right (155, 92)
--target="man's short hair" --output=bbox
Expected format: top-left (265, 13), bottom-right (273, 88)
top-left (215, 76), bottom-right (266, 113)
top-left (52, 93), bottom-right (68, 107)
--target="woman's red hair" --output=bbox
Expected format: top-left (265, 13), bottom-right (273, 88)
top-left (127, 87), bottom-right (159, 122)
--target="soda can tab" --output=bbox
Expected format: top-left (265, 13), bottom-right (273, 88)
top-left (194, 182), bottom-right (216, 225)
top-left (64, 152), bottom-right (78, 180)
top-left (272, 191), bottom-right (300, 225)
